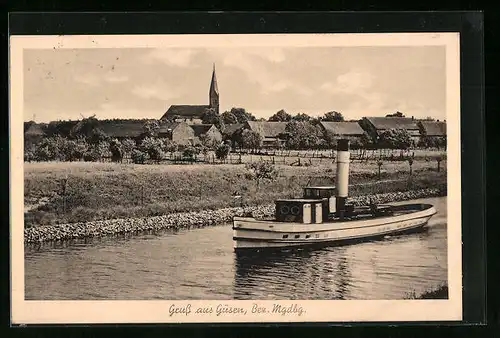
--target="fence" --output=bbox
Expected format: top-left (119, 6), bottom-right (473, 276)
top-left (94, 147), bottom-right (445, 167)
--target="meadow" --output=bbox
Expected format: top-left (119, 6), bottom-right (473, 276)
top-left (24, 159), bottom-right (447, 228)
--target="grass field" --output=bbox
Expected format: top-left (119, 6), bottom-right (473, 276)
top-left (24, 159), bottom-right (447, 227)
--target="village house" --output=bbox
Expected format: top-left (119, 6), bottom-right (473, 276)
top-left (160, 64), bottom-right (219, 124)
top-left (243, 121), bottom-right (288, 148)
top-left (158, 121), bottom-right (197, 146)
top-left (318, 121), bottom-right (365, 143)
top-left (189, 124), bottom-right (223, 145)
top-left (359, 116), bottom-right (421, 144)
top-left (417, 120), bottom-right (447, 138)
top-left (97, 120), bottom-right (146, 140)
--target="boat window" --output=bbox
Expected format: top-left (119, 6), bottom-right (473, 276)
top-left (305, 234), bottom-right (311, 239)
top-left (294, 234), bottom-right (300, 239)
top-left (282, 234), bottom-right (289, 239)
top-left (290, 206), bottom-right (300, 215)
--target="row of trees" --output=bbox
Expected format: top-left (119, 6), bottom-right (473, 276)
top-left (24, 135), bottom-right (232, 164)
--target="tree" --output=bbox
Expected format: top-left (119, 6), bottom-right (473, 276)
top-left (241, 129), bottom-right (263, 152)
top-left (322, 129), bottom-right (337, 149)
top-left (109, 138), bottom-right (124, 163)
top-left (360, 131), bottom-right (374, 149)
top-left (202, 108), bottom-right (225, 132)
top-left (378, 128), bottom-right (412, 149)
top-left (131, 149), bottom-right (147, 164)
top-left (69, 116), bottom-right (110, 145)
top-left (142, 120), bottom-right (160, 138)
top-left (292, 113), bottom-right (311, 122)
top-left (322, 111), bottom-right (344, 122)
top-left (139, 137), bottom-right (164, 162)
top-left (245, 162), bottom-right (278, 190)
top-left (121, 138), bottom-right (136, 157)
top-left (215, 143), bottom-right (231, 160)
top-left (268, 109), bottom-right (292, 122)
top-left (199, 133), bottom-right (220, 150)
top-left (182, 146), bottom-right (200, 162)
top-left (228, 107), bottom-right (257, 123)
top-left (62, 137), bottom-right (88, 161)
top-left (284, 121), bottom-right (321, 150)
top-left (221, 111), bottom-right (238, 124)
top-left (386, 111), bottom-right (405, 118)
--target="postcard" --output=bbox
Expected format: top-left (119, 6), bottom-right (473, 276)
top-left (11, 32), bottom-right (462, 324)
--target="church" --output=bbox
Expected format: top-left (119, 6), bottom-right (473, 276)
top-left (160, 63), bottom-right (219, 124)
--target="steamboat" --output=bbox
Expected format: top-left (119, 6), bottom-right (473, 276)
top-left (232, 139), bottom-right (437, 251)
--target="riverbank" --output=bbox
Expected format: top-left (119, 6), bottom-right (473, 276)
top-left (24, 187), bottom-right (445, 244)
top-left (405, 283), bottom-right (449, 299)
top-left (24, 161), bottom-right (446, 227)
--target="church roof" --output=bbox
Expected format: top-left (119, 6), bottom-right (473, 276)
top-left (210, 63), bottom-right (219, 96)
top-left (320, 121), bottom-right (365, 136)
top-left (161, 105), bottom-right (209, 120)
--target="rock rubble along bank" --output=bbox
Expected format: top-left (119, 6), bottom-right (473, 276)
top-left (25, 188), bottom-right (445, 244)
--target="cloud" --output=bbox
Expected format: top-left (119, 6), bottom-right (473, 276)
top-left (104, 75), bottom-right (129, 83)
top-left (320, 70), bottom-right (375, 95)
top-left (221, 49), bottom-right (311, 96)
top-left (131, 80), bottom-right (180, 101)
top-left (74, 73), bottom-right (101, 87)
top-left (142, 49), bottom-right (198, 67)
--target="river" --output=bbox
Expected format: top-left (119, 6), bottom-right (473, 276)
top-left (25, 196), bottom-right (447, 300)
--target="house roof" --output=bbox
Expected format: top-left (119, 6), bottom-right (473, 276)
top-left (418, 121), bottom-right (446, 136)
top-left (223, 123), bottom-right (244, 135)
top-left (98, 120), bottom-right (146, 138)
top-left (320, 121), bottom-right (364, 136)
top-left (364, 117), bottom-right (419, 130)
top-left (161, 105), bottom-right (209, 120)
top-left (245, 121), bottom-right (288, 138)
top-left (190, 124), bottom-right (216, 137)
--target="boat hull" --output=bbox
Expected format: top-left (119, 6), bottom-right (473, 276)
top-left (233, 204), bottom-right (436, 251)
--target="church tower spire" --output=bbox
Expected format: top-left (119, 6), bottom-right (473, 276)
top-left (209, 63), bottom-right (219, 113)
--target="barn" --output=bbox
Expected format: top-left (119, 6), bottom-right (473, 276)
top-left (243, 121), bottom-right (288, 148)
top-left (417, 120), bottom-right (447, 138)
top-left (359, 116), bottom-right (421, 144)
top-left (319, 121), bottom-right (365, 143)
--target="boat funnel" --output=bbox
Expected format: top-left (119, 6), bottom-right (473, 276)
top-left (336, 139), bottom-right (350, 217)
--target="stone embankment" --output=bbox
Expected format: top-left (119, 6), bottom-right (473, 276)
top-left (25, 188), bottom-right (445, 244)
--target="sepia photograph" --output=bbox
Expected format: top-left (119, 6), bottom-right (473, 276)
top-left (10, 32), bottom-right (462, 323)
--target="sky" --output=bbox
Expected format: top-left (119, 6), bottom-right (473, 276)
top-left (23, 45), bottom-right (446, 123)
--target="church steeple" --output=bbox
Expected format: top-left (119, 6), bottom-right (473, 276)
top-left (209, 63), bottom-right (219, 113)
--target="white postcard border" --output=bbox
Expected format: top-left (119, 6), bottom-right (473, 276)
top-left (10, 32), bottom-right (462, 324)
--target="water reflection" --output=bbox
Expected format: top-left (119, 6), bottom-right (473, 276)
top-left (232, 226), bottom-right (440, 300)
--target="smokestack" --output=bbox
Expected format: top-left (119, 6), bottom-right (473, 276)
top-left (336, 139), bottom-right (350, 218)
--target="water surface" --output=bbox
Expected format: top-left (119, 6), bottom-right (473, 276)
top-left (25, 197), bottom-right (448, 300)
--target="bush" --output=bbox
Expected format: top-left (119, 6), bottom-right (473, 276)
top-left (131, 149), bottom-right (148, 164)
top-left (245, 161), bottom-right (278, 189)
top-left (139, 137), bottom-right (165, 162)
top-left (215, 143), bottom-right (231, 160)
top-left (378, 128), bottom-right (412, 149)
top-left (182, 146), bottom-right (200, 160)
